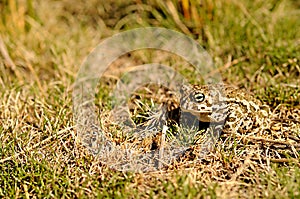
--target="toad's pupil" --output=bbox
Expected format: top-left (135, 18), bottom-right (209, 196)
top-left (194, 92), bottom-right (205, 102)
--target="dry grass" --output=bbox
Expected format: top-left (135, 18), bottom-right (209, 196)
top-left (0, 0), bottom-right (299, 198)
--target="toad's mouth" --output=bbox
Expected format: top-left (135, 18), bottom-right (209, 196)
top-left (180, 108), bottom-right (213, 122)
top-left (181, 103), bottom-right (228, 123)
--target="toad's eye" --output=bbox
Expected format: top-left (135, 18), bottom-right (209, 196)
top-left (193, 92), bottom-right (205, 102)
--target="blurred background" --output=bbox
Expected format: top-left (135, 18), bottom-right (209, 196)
top-left (0, 0), bottom-right (299, 107)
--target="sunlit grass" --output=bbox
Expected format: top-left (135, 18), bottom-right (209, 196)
top-left (0, 0), bottom-right (299, 198)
